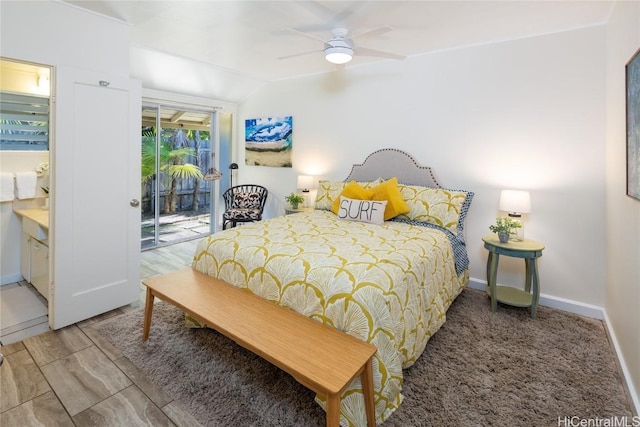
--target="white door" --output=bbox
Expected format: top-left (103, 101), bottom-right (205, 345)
top-left (51, 66), bottom-right (141, 329)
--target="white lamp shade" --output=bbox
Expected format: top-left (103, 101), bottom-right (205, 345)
top-left (325, 46), bottom-right (353, 64)
top-left (499, 190), bottom-right (531, 214)
top-left (297, 175), bottom-right (316, 191)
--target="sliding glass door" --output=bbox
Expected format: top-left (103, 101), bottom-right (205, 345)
top-left (141, 104), bottom-right (218, 249)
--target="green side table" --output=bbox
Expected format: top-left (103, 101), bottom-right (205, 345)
top-left (482, 235), bottom-right (545, 319)
top-left (285, 206), bottom-right (314, 215)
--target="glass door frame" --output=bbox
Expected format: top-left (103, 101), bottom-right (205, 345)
top-left (141, 102), bottom-right (218, 250)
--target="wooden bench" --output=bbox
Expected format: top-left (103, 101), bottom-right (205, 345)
top-left (142, 268), bottom-right (377, 427)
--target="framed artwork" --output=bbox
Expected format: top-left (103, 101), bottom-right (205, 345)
top-left (626, 48), bottom-right (640, 200)
top-left (244, 116), bottom-right (293, 168)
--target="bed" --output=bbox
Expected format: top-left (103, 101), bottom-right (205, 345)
top-left (191, 148), bottom-right (474, 426)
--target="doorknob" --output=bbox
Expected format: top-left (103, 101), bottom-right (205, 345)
top-left (130, 199), bottom-right (140, 207)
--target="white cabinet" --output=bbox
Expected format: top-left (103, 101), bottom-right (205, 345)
top-left (23, 216), bottom-right (48, 241)
top-left (17, 212), bottom-right (50, 300)
top-left (21, 233), bottom-right (49, 300)
top-left (30, 238), bottom-right (49, 299)
top-left (21, 232), bottom-right (31, 283)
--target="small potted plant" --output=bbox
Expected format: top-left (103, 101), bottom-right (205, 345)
top-left (489, 216), bottom-right (522, 243)
top-left (285, 192), bottom-right (305, 210)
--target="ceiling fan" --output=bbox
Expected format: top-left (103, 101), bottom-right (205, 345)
top-left (279, 25), bottom-right (406, 66)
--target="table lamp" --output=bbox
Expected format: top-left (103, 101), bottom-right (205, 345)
top-left (297, 175), bottom-right (316, 207)
top-left (499, 189), bottom-right (531, 241)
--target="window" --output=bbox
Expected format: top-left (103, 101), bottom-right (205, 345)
top-left (0, 92), bottom-right (49, 150)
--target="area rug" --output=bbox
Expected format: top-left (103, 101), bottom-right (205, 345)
top-left (95, 288), bottom-right (633, 426)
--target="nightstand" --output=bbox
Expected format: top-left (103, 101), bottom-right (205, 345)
top-left (285, 206), bottom-right (314, 215)
top-left (482, 235), bottom-right (545, 319)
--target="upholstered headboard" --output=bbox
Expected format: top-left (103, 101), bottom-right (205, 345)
top-left (345, 148), bottom-right (441, 188)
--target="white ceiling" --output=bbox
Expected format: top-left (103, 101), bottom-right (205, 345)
top-left (64, 0), bottom-right (614, 103)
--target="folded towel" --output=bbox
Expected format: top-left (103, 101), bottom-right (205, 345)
top-left (15, 171), bottom-right (37, 199)
top-left (0, 173), bottom-right (14, 202)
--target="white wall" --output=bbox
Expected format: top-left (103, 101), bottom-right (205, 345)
top-left (0, 1), bottom-right (129, 76)
top-left (239, 25), bottom-right (607, 308)
top-left (605, 0), bottom-right (640, 412)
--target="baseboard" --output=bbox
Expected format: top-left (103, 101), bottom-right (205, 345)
top-left (603, 312), bottom-right (640, 416)
top-left (1, 273), bottom-right (24, 286)
top-left (468, 276), bottom-right (639, 416)
top-left (468, 277), bottom-right (605, 319)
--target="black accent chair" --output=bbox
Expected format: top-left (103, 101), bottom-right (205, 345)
top-left (222, 185), bottom-right (268, 230)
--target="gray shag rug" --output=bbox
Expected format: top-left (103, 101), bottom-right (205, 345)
top-left (96, 288), bottom-right (633, 426)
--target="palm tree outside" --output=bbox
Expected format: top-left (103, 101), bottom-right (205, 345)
top-left (141, 125), bottom-right (210, 248)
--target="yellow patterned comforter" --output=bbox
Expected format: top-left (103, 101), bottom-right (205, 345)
top-left (192, 209), bottom-right (468, 426)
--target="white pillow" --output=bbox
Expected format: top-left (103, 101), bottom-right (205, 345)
top-left (336, 196), bottom-right (387, 225)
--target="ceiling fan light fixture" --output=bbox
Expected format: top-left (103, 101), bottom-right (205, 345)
top-left (325, 46), bottom-right (353, 64)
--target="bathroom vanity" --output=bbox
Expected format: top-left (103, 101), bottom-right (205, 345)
top-left (14, 207), bottom-right (49, 300)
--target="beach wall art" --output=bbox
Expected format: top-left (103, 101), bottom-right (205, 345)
top-left (627, 48), bottom-right (640, 200)
top-left (244, 116), bottom-right (293, 168)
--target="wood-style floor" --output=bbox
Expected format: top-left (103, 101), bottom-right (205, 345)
top-left (0, 239), bottom-right (203, 426)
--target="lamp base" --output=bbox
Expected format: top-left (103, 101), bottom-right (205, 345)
top-left (302, 190), bottom-right (310, 207)
top-left (510, 229), bottom-right (524, 242)
top-left (508, 213), bottom-right (524, 241)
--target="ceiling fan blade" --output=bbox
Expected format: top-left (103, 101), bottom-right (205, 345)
top-left (283, 28), bottom-right (326, 44)
top-left (295, 0), bottom-right (334, 21)
top-left (331, 2), bottom-right (365, 26)
top-left (350, 25), bottom-right (393, 41)
top-left (354, 46), bottom-right (406, 60)
top-left (288, 23), bottom-right (333, 33)
top-left (295, 1), bottom-right (363, 27)
top-left (278, 50), bottom-right (323, 61)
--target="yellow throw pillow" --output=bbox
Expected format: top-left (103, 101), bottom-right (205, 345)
top-left (330, 181), bottom-right (375, 214)
top-left (370, 177), bottom-right (410, 220)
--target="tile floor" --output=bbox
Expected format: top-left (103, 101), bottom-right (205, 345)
top-left (0, 238), bottom-right (202, 426)
top-left (0, 281), bottom-right (49, 345)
